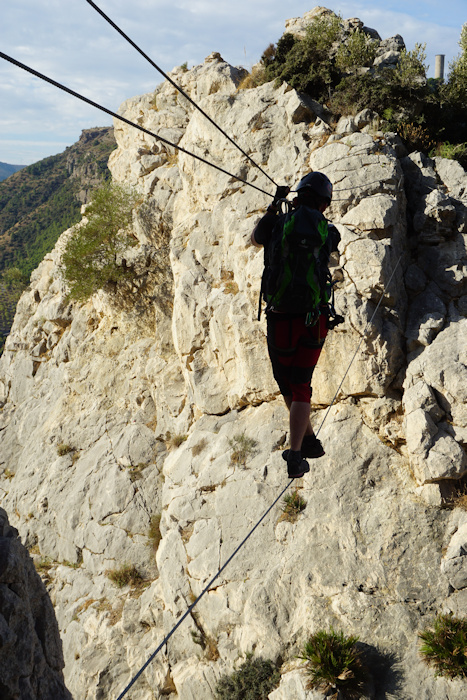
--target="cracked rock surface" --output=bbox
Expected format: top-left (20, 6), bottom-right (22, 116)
top-left (0, 11), bottom-right (467, 700)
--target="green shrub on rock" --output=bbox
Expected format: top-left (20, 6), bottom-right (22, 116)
top-left (262, 14), bottom-right (342, 101)
top-left (442, 23), bottom-right (467, 108)
top-left (280, 489), bottom-right (307, 523)
top-left (419, 614), bottom-right (467, 679)
top-left (60, 181), bottom-right (139, 301)
top-left (393, 43), bottom-right (428, 92)
top-left (215, 655), bottom-right (280, 700)
top-left (335, 29), bottom-right (378, 72)
top-left (300, 628), bottom-right (369, 698)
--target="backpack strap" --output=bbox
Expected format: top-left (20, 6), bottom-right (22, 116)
top-left (257, 199), bottom-right (292, 321)
top-left (264, 211), bottom-right (295, 314)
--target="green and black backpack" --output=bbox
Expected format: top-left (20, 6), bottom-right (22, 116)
top-left (259, 204), bottom-right (340, 325)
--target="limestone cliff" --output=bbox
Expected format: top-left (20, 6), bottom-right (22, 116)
top-left (0, 11), bottom-right (467, 700)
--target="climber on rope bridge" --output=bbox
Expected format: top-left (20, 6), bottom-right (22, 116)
top-left (251, 172), bottom-right (342, 479)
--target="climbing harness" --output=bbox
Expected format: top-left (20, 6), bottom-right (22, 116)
top-left (85, 0), bottom-right (278, 188)
top-left (0, 51), bottom-right (274, 199)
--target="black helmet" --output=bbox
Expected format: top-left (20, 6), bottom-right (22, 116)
top-left (296, 172), bottom-right (333, 203)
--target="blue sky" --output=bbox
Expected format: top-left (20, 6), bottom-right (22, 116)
top-left (0, 0), bottom-right (465, 165)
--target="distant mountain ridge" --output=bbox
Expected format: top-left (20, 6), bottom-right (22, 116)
top-left (0, 126), bottom-right (116, 278)
top-left (0, 162), bottom-right (25, 181)
top-left (0, 126), bottom-right (116, 353)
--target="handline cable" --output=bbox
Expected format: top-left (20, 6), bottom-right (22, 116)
top-left (116, 478), bottom-right (294, 700)
top-left (0, 51), bottom-right (273, 198)
top-left (84, 0), bottom-right (278, 188)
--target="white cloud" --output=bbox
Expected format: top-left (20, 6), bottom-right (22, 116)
top-left (1, 0), bottom-right (465, 163)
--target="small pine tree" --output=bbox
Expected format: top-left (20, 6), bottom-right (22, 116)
top-left (60, 182), bottom-right (139, 301)
top-left (336, 29), bottom-right (378, 72)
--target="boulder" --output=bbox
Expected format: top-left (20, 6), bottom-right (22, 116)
top-left (0, 509), bottom-right (71, 698)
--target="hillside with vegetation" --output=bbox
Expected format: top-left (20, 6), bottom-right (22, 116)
top-left (0, 126), bottom-right (115, 353)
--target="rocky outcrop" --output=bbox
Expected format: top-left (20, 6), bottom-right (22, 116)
top-left (285, 7), bottom-right (411, 77)
top-left (66, 127), bottom-right (116, 204)
top-left (0, 509), bottom-right (71, 699)
top-left (0, 9), bottom-right (466, 700)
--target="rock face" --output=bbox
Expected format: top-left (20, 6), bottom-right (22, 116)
top-left (0, 509), bottom-right (71, 699)
top-left (0, 9), bottom-right (467, 700)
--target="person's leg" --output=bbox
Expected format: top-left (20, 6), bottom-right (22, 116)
top-left (289, 402), bottom-right (311, 451)
top-left (281, 395), bottom-right (310, 477)
top-left (267, 313), bottom-right (321, 473)
top-left (283, 395), bottom-right (314, 448)
top-left (283, 393), bottom-right (325, 460)
top-left (284, 396), bottom-right (314, 438)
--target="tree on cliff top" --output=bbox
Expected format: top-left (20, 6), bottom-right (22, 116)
top-left (443, 22), bottom-right (467, 106)
top-left (256, 14), bottom-right (466, 162)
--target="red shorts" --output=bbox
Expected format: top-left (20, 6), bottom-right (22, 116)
top-left (266, 312), bottom-right (327, 402)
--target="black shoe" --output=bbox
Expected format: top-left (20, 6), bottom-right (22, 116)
top-left (301, 434), bottom-right (325, 459)
top-left (282, 450), bottom-right (310, 479)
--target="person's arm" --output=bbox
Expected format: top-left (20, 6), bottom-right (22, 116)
top-left (251, 185), bottom-right (290, 246)
top-left (251, 207), bottom-right (279, 247)
top-left (327, 223), bottom-right (341, 252)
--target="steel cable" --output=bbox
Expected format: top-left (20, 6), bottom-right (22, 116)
top-left (115, 478), bottom-right (294, 700)
top-left (0, 52), bottom-right (273, 198)
top-left (315, 252), bottom-right (403, 436)
top-left (84, 0), bottom-right (278, 188)
top-left (115, 250), bottom-right (403, 698)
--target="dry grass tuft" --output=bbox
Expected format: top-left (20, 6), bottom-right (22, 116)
top-left (165, 432), bottom-right (188, 450)
top-left (192, 437), bottom-right (208, 456)
top-left (229, 433), bottom-right (257, 467)
top-left (106, 564), bottom-right (145, 589)
top-left (148, 514), bottom-right (162, 555)
top-left (190, 615), bottom-right (220, 661)
top-left (237, 65), bottom-right (267, 90)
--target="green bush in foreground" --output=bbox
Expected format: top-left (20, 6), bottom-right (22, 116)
top-left (280, 489), bottom-right (307, 523)
top-left (300, 629), bottom-right (368, 698)
top-left (419, 614), bottom-right (467, 679)
top-left (215, 655), bottom-right (280, 700)
top-left (60, 181), bottom-right (139, 301)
